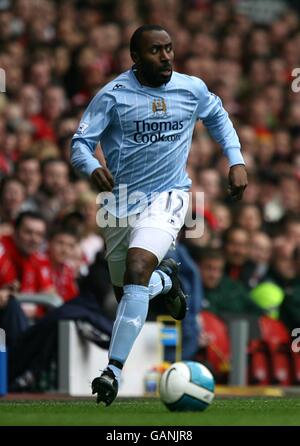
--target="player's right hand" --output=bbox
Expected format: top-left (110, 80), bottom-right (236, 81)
top-left (91, 167), bottom-right (114, 192)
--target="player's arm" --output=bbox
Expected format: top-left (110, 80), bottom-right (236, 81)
top-left (70, 91), bottom-right (115, 192)
top-left (197, 80), bottom-right (247, 200)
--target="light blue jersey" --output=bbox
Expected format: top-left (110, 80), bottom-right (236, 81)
top-left (71, 68), bottom-right (244, 217)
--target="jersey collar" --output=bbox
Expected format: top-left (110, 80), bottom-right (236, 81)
top-left (130, 65), bottom-right (172, 91)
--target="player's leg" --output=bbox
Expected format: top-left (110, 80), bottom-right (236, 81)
top-left (113, 271), bottom-right (172, 303)
top-left (106, 246), bottom-right (158, 370)
top-left (129, 227), bottom-right (187, 320)
top-left (111, 262), bottom-right (173, 304)
top-left (103, 225), bottom-right (188, 391)
top-left (93, 191), bottom-right (189, 405)
top-left (92, 246), bottom-right (158, 406)
top-left (131, 189), bottom-right (190, 318)
top-left (92, 241), bottom-right (184, 405)
top-left (102, 190), bottom-right (189, 307)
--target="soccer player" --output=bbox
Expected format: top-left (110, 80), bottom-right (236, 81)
top-left (71, 25), bottom-right (247, 406)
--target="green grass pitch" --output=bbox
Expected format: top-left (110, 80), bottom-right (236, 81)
top-left (0, 397), bottom-right (300, 426)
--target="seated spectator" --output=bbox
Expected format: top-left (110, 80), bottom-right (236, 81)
top-left (18, 84), bottom-right (42, 126)
top-left (0, 285), bottom-right (29, 351)
top-left (74, 191), bottom-right (105, 264)
top-left (27, 84), bottom-right (68, 142)
top-left (267, 240), bottom-right (300, 330)
top-left (48, 226), bottom-right (79, 302)
top-left (279, 244), bottom-right (300, 330)
top-left (0, 176), bottom-right (27, 234)
top-left (9, 251), bottom-right (114, 392)
top-left (33, 158), bottom-right (70, 222)
top-left (232, 203), bottom-right (264, 236)
top-left (284, 212), bottom-right (300, 245)
top-left (193, 247), bottom-right (264, 318)
top-left (222, 226), bottom-right (251, 281)
top-left (0, 240), bottom-right (29, 350)
top-left (0, 210), bottom-right (54, 318)
top-left (211, 202), bottom-right (232, 237)
top-left (15, 155), bottom-right (41, 198)
top-left (268, 238), bottom-right (297, 287)
top-left (246, 231), bottom-right (272, 288)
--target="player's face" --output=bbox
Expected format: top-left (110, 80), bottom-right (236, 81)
top-left (134, 30), bottom-right (174, 87)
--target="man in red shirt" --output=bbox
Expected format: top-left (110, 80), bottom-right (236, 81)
top-left (0, 211), bottom-right (54, 294)
top-left (0, 211), bottom-right (55, 347)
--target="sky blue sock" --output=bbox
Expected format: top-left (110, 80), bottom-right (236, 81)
top-left (108, 284), bottom-right (149, 374)
top-left (148, 270), bottom-right (172, 300)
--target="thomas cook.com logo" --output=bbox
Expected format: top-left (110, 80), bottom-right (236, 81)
top-left (132, 97), bottom-right (183, 144)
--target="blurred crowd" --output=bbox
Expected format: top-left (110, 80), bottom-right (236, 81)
top-left (1, 0), bottom-right (300, 388)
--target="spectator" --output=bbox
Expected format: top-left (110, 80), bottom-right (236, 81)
top-left (0, 210), bottom-right (54, 318)
top-left (267, 238), bottom-right (297, 287)
top-left (211, 202), bottom-right (232, 236)
top-left (15, 155), bottom-right (41, 198)
top-left (48, 226), bottom-right (79, 302)
top-left (0, 210), bottom-right (54, 345)
top-left (9, 251), bottom-right (114, 392)
top-left (277, 243), bottom-right (300, 328)
top-left (247, 231), bottom-right (272, 288)
top-left (284, 213), bottom-right (300, 245)
top-left (194, 247), bottom-right (263, 318)
top-left (223, 226), bottom-right (250, 281)
top-left (0, 177), bottom-right (26, 232)
top-left (33, 158), bottom-right (70, 222)
top-left (74, 191), bottom-right (105, 264)
top-left (233, 203), bottom-right (264, 236)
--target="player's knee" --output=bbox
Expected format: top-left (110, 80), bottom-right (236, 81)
top-left (124, 258), bottom-right (152, 285)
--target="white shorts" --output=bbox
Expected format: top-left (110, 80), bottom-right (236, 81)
top-left (101, 190), bottom-right (189, 287)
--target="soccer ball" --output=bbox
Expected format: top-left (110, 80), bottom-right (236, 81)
top-left (159, 361), bottom-right (215, 412)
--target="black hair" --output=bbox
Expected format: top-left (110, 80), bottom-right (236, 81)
top-left (15, 155), bottom-right (40, 172)
top-left (189, 246), bottom-right (225, 264)
top-left (222, 225), bottom-right (248, 246)
top-left (48, 224), bottom-right (79, 241)
top-left (59, 211), bottom-right (85, 238)
top-left (130, 24), bottom-right (168, 55)
top-left (283, 212), bottom-right (300, 228)
top-left (0, 176), bottom-right (25, 199)
top-left (231, 202), bottom-right (263, 226)
top-left (40, 157), bottom-right (69, 174)
top-left (15, 210), bottom-right (46, 230)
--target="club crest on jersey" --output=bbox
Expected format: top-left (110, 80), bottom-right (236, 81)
top-left (152, 97), bottom-right (168, 118)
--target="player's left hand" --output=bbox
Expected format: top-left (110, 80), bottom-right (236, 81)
top-left (228, 164), bottom-right (248, 201)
